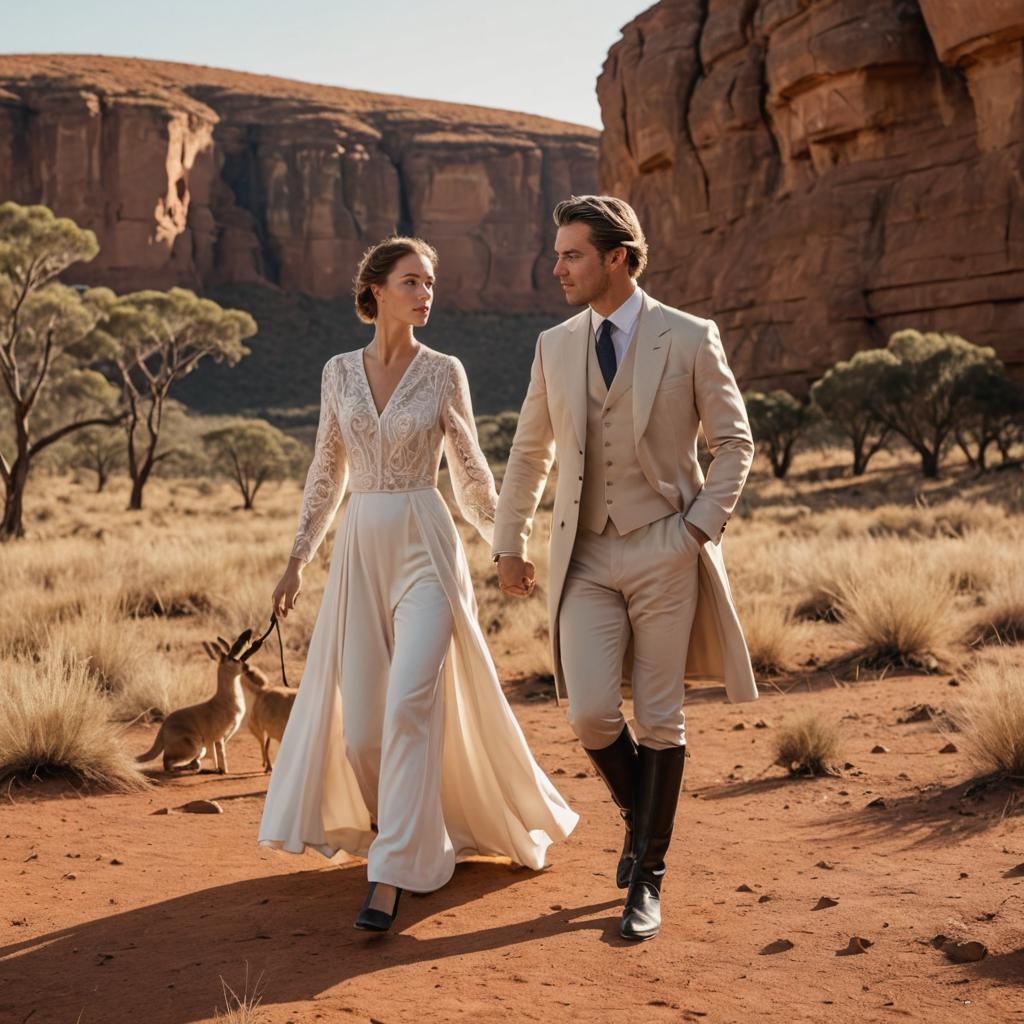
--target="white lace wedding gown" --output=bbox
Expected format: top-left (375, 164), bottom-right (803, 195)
top-left (257, 344), bottom-right (578, 892)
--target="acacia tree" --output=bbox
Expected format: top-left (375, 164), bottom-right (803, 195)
top-left (0, 203), bottom-right (124, 539)
top-left (953, 360), bottom-right (1024, 471)
top-left (99, 288), bottom-right (256, 510)
top-left (810, 352), bottom-right (892, 475)
top-left (202, 418), bottom-right (305, 509)
top-left (744, 389), bottom-right (816, 479)
top-left (68, 425), bottom-right (125, 492)
top-left (865, 330), bottom-right (1000, 479)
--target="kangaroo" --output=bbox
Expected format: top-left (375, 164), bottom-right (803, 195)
top-left (136, 630), bottom-right (255, 774)
top-left (238, 663), bottom-right (296, 773)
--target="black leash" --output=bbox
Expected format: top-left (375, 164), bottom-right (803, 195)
top-left (248, 611), bottom-right (290, 688)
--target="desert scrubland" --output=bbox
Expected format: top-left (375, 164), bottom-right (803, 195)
top-left (1, 443), bottom-right (1022, 1023)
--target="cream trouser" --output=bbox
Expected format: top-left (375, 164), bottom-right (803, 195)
top-left (559, 512), bottom-right (700, 751)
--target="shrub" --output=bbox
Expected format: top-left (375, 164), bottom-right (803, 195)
top-left (773, 712), bottom-right (843, 775)
top-left (0, 644), bottom-right (149, 790)
top-left (970, 566), bottom-right (1024, 646)
top-left (950, 651), bottom-right (1024, 778)
top-left (830, 545), bottom-right (960, 671)
top-left (738, 594), bottom-right (806, 675)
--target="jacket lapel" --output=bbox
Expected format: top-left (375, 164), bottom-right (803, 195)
top-left (632, 292), bottom-right (672, 444)
top-left (564, 307), bottom-right (590, 452)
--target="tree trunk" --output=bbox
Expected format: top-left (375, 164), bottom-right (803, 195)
top-left (920, 447), bottom-right (940, 479)
top-left (852, 439), bottom-right (866, 476)
top-left (129, 460), bottom-right (153, 510)
top-left (129, 475), bottom-right (145, 510)
top-left (1, 460), bottom-right (29, 540)
top-left (772, 446), bottom-right (793, 479)
top-left (977, 437), bottom-right (991, 473)
top-left (127, 435), bottom-right (159, 510)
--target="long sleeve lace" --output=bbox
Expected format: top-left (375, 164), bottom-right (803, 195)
top-left (290, 357), bottom-right (349, 564)
top-left (442, 356), bottom-right (498, 544)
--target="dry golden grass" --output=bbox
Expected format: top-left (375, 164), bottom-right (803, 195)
top-left (773, 711), bottom-right (843, 776)
top-left (0, 643), bottom-right (150, 790)
top-left (951, 649), bottom-right (1024, 778)
top-left (213, 963), bottom-right (266, 1023)
top-left (827, 542), bottom-right (962, 671)
top-left (735, 593), bottom-right (808, 676)
top-left (2, 443), bottom-right (1020, 791)
top-left (970, 566), bottom-right (1024, 646)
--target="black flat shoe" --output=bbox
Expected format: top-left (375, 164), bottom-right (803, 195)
top-left (354, 882), bottom-right (403, 932)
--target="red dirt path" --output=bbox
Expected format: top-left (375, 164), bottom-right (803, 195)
top-left (2, 673), bottom-right (1022, 1023)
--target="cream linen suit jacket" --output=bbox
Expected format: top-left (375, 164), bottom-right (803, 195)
top-left (492, 290), bottom-right (758, 704)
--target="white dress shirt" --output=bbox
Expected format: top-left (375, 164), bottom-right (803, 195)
top-left (591, 286), bottom-right (644, 365)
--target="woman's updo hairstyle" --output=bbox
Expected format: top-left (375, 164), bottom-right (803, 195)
top-left (353, 236), bottom-right (439, 324)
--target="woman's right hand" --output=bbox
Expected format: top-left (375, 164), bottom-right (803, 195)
top-left (272, 559), bottom-right (304, 619)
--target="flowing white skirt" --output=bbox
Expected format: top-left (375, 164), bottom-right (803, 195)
top-left (257, 487), bottom-right (578, 891)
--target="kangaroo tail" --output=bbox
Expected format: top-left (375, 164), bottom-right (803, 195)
top-left (136, 727), bottom-right (165, 763)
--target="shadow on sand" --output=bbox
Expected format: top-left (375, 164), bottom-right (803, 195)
top-left (0, 861), bottom-right (622, 1023)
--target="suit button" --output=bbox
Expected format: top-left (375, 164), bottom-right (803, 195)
top-left (560, 521), bottom-right (565, 528)
top-left (604, 441), bottom-right (611, 447)
top-left (605, 460), bottom-right (613, 467)
top-left (578, 475), bottom-right (583, 481)
top-left (607, 499), bottom-right (614, 505)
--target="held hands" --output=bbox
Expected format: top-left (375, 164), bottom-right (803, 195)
top-left (272, 559), bottom-right (304, 619)
top-left (497, 554), bottom-right (536, 598)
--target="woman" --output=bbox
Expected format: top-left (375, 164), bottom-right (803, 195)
top-left (259, 236), bottom-right (577, 932)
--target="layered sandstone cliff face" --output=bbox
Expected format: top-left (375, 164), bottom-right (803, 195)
top-left (0, 56), bottom-right (597, 312)
top-left (599, 0), bottom-right (1024, 387)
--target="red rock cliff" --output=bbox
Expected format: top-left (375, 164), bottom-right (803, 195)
top-left (0, 56), bottom-right (598, 312)
top-left (598, 0), bottom-right (1024, 387)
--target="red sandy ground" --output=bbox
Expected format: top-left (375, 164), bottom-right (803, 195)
top-left (2, 671), bottom-right (1022, 1024)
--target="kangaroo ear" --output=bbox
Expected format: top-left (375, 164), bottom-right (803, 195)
top-left (201, 641), bottom-right (219, 661)
top-left (216, 636), bottom-right (232, 655)
top-left (240, 639), bottom-right (264, 662)
top-left (245, 665), bottom-right (270, 686)
top-left (228, 628), bottom-right (254, 659)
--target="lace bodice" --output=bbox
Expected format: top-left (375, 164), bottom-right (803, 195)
top-left (290, 345), bottom-right (498, 563)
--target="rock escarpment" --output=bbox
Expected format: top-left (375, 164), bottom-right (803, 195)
top-left (0, 56), bottom-right (597, 312)
top-left (598, 0), bottom-right (1024, 387)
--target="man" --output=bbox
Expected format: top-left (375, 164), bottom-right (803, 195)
top-left (492, 195), bottom-right (758, 942)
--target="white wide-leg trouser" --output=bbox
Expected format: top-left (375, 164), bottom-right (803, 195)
top-left (339, 493), bottom-right (455, 891)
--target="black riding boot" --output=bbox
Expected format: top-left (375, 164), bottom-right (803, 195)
top-left (620, 743), bottom-right (686, 941)
top-left (583, 724), bottom-right (639, 889)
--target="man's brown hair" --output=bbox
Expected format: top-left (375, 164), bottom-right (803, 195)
top-left (552, 194), bottom-right (648, 278)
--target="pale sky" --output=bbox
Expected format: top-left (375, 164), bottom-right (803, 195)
top-left (4, 0), bottom-right (655, 128)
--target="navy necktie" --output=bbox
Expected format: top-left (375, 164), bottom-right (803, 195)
top-left (596, 319), bottom-right (617, 389)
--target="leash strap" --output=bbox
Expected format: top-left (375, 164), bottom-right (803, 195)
top-left (249, 612), bottom-right (290, 688)
top-left (273, 612), bottom-right (289, 688)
